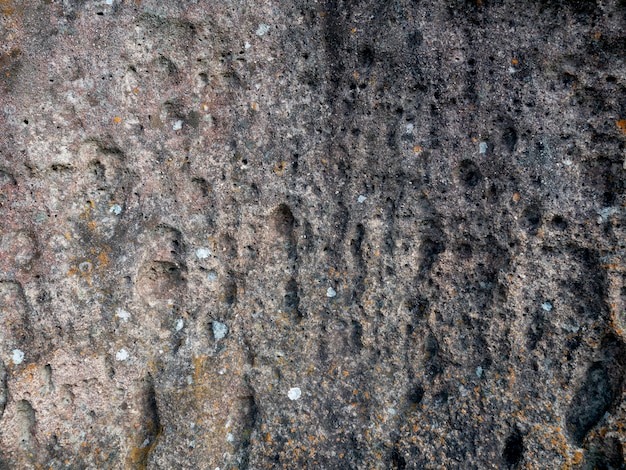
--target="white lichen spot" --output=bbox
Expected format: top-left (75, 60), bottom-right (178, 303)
top-left (175, 318), bottom-right (184, 331)
top-left (115, 308), bottom-right (131, 322)
top-left (255, 23), bottom-right (270, 36)
top-left (357, 195), bottom-right (367, 203)
top-left (11, 349), bottom-right (24, 365)
top-left (115, 349), bottom-right (129, 361)
top-left (597, 207), bottom-right (618, 224)
top-left (139, 438), bottom-right (150, 448)
top-left (405, 123), bottom-right (414, 133)
top-left (207, 271), bottom-right (218, 281)
top-left (326, 287), bottom-right (337, 298)
top-left (476, 366), bottom-right (483, 378)
top-left (109, 204), bottom-right (122, 215)
top-left (186, 375), bottom-right (193, 385)
top-left (508, 67), bottom-right (517, 74)
top-left (386, 407), bottom-right (397, 416)
top-left (172, 120), bottom-right (183, 131)
top-left (105, 0), bottom-right (113, 4)
top-left (213, 321), bottom-right (228, 340)
top-left (226, 433), bottom-right (234, 442)
top-left (288, 387), bottom-right (302, 401)
top-left (541, 301), bottom-right (553, 312)
top-left (479, 142), bottom-right (488, 154)
top-left (195, 247), bottom-right (211, 259)
top-left (244, 42), bottom-right (251, 49)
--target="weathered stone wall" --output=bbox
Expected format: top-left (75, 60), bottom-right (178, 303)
top-left (1, 0), bottom-right (625, 468)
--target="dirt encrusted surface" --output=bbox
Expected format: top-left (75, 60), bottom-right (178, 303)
top-left (1, 0), bottom-right (626, 468)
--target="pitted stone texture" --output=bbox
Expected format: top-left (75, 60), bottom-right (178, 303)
top-left (0, 0), bottom-right (625, 469)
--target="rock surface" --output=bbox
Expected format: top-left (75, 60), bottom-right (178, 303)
top-left (1, 0), bottom-right (626, 468)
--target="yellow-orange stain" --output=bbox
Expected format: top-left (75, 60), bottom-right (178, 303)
top-left (413, 145), bottom-right (423, 153)
top-left (251, 101), bottom-right (258, 111)
top-left (617, 119), bottom-right (626, 134)
top-left (353, 71), bottom-right (359, 79)
top-left (132, 87), bottom-right (139, 94)
top-left (97, 250), bottom-right (109, 266)
top-left (350, 28), bottom-right (356, 34)
top-left (113, 116), bottom-right (122, 123)
top-left (512, 193), bottom-right (521, 203)
top-left (0, 0), bottom-right (14, 16)
top-left (511, 59), bottom-right (519, 65)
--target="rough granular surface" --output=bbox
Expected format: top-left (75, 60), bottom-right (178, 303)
top-left (1, 0), bottom-right (625, 468)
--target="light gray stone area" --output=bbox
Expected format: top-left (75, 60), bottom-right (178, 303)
top-left (1, 0), bottom-right (625, 468)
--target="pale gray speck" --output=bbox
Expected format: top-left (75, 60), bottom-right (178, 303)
top-left (195, 247), bottom-right (211, 259)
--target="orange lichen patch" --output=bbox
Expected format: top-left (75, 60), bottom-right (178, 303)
top-left (97, 250), bottom-right (109, 266)
top-left (273, 161), bottom-right (286, 175)
top-left (511, 59), bottom-right (519, 65)
top-left (413, 145), bottom-right (423, 153)
top-left (251, 101), bottom-right (258, 111)
top-left (571, 450), bottom-right (583, 465)
top-left (113, 116), bottom-right (122, 124)
top-left (132, 87), bottom-right (139, 94)
top-left (350, 28), bottom-right (356, 34)
top-left (617, 119), bottom-right (626, 134)
top-left (353, 72), bottom-right (359, 79)
top-left (512, 193), bottom-right (521, 203)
